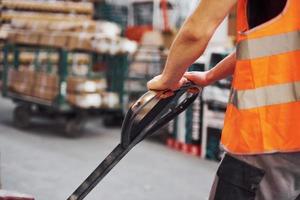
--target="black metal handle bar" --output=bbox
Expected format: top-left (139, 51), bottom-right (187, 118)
top-left (67, 82), bottom-right (202, 200)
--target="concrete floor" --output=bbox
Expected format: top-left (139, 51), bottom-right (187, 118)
top-left (0, 98), bottom-right (218, 200)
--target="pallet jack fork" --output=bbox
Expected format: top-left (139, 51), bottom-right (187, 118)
top-left (67, 82), bottom-right (202, 200)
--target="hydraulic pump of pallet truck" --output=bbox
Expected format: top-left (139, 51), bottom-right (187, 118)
top-left (67, 82), bottom-right (202, 200)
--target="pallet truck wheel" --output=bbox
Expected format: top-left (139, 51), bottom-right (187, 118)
top-left (64, 117), bottom-right (85, 138)
top-left (13, 105), bottom-right (31, 129)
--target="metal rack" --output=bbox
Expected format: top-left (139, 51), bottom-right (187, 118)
top-left (1, 43), bottom-right (128, 137)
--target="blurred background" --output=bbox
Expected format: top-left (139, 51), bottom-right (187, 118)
top-left (0, 0), bottom-right (236, 199)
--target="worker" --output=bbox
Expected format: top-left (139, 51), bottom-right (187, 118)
top-left (148, 0), bottom-right (300, 199)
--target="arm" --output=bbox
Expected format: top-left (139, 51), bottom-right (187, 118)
top-left (184, 52), bottom-right (236, 86)
top-left (147, 0), bottom-right (237, 90)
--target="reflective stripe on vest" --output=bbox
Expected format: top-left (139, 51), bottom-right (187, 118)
top-left (237, 30), bottom-right (300, 60)
top-left (229, 82), bottom-right (300, 110)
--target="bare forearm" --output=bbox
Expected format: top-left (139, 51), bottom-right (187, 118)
top-left (147, 0), bottom-right (237, 91)
top-left (160, 0), bottom-right (237, 86)
top-left (207, 52), bottom-right (236, 84)
top-left (161, 27), bottom-right (211, 85)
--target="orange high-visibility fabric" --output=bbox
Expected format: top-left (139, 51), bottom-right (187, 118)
top-left (234, 51), bottom-right (300, 90)
top-left (221, 0), bottom-right (300, 154)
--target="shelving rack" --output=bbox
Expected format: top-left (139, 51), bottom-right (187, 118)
top-left (2, 43), bottom-right (128, 137)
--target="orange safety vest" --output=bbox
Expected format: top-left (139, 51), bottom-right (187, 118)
top-left (221, 0), bottom-right (300, 154)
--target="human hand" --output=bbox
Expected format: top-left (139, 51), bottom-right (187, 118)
top-left (147, 74), bottom-right (188, 98)
top-left (183, 71), bottom-right (211, 87)
top-left (147, 74), bottom-right (188, 91)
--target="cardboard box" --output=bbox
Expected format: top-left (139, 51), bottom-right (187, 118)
top-left (8, 68), bottom-right (35, 86)
top-left (10, 31), bottom-right (40, 45)
top-left (67, 93), bottom-right (102, 108)
top-left (101, 92), bottom-right (120, 109)
top-left (33, 72), bottom-right (58, 101)
top-left (66, 91), bottom-right (119, 109)
top-left (7, 69), bottom-right (19, 88)
top-left (2, 10), bottom-right (91, 22)
top-left (2, 0), bottom-right (93, 15)
top-left (10, 82), bottom-right (33, 96)
top-left (32, 85), bottom-right (58, 101)
top-left (67, 77), bottom-right (107, 93)
top-left (39, 32), bottom-right (68, 48)
top-left (67, 33), bottom-right (93, 51)
top-left (35, 72), bottom-right (58, 89)
top-left (8, 69), bottom-right (35, 96)
top-left (7, 69), bottom-right (60, 100)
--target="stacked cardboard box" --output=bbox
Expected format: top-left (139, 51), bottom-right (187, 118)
top-left (0, 0), bottom-right (137, 55)
top-left (33, 73), bottom-right (59, 101)
top-left (8, 68), bottom-right (35, 96)
top-left (67, 92), bottom-right (119, 109)
top-left (67, 93), bottom-right (102, 108)
top-left (6, 68), bottom-right (119, 105)
top-left (1, 11), bottom-right (91, 22)
top-left (67, 77), bottom-right (107, 94)
top-left (2, 0), bottom-right (93, 15)
top-left (66, 76), bottom-right (119, 109)
top-left (7, 68), bottom-right (59, 101)
top-left (0, 52), bottom-right (91, 66)
top-left (67, 33), bottom-right (94, 51)
top-left (2, 24), bottom-right (136, 54)
top-left (101, 92), bottom-right (119, 109)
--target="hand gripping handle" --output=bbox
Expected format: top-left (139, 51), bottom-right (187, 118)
top-left (121, 82), bottom-right (202, 148)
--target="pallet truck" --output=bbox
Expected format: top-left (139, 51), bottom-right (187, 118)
top-left (67, 82), bottom-right (201, 200)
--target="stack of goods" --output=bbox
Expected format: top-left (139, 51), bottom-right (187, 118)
top-left (1, 0), bottom-right (93, 15)
top-left (7, 68), bottom-right (35, 96)
top-left (33, 72), bottom-right (58, 101)
top-left (67, 77), bottom-right (120, 109)
top-left (1, 51), bottom-right (93, 71)
top-left (68, 53), bottom-right (91, 76)
top-left (7, 67), bottom-right (59, 101)
top-left (0, 51), bottom-right (92, 75)
top-left (0, 0), bottom-right (137, 55)
top-left (3, 49), bottom-right (106, 104)
top-left (1, 51), bottom-right (59, 66)
top-left (166, 63), bottom-right (205, 157)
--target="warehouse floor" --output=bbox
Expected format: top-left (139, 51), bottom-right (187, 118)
top-left (0, 98), bottom-right (218, 200)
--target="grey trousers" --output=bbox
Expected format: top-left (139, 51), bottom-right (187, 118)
top-left (209, 152), bottom-right (300, 200)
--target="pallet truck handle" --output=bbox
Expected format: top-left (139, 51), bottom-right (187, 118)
top-left (121, 82), bottom-right (201, 148)
top-left (67, 82), bottom-right (202, 200)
